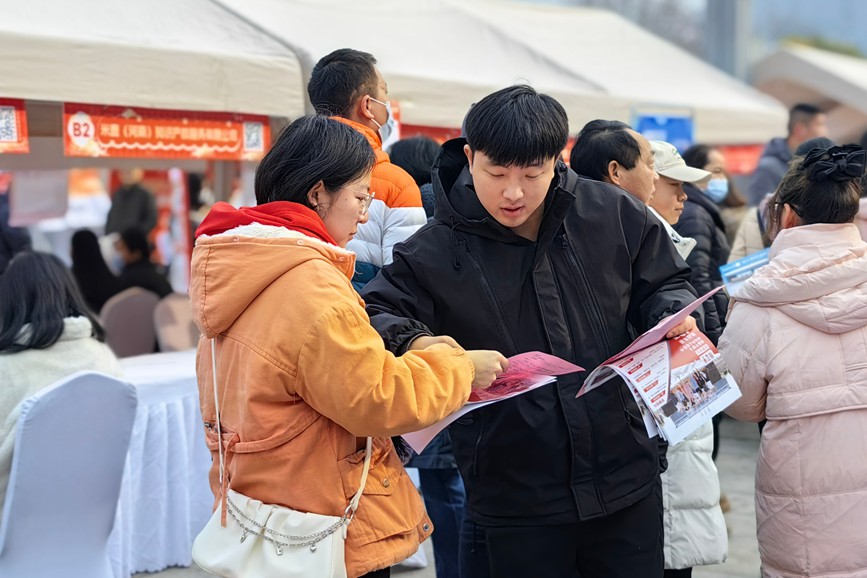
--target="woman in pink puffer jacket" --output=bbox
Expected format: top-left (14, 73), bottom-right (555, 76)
top-left (720, 144), bottom-right (867, 578)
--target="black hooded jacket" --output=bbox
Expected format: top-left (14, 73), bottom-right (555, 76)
top-left (362, 139), bottom-right (698, 525)
top-left (673, 183), bottom-right (730, 345)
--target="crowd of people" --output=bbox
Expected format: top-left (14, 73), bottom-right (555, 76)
top-left (1, 44), bottom-right (866, 578)
top-left (188, 48), bottom-right (867, 578)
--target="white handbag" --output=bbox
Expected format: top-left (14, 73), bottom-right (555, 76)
top-left (192, 339), bottom-right (372, 578)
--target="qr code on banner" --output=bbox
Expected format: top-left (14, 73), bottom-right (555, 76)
top-left (0, 107), bottom-right (18, 143)
top-left (243, 122), bottom-right (264, 152)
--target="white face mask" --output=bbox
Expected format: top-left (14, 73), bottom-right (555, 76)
top-left (369, 97), bottom-right (396, 144)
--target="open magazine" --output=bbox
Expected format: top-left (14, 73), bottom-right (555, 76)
top-left (577, 288), bottom-right (741, 445)
top-left (402, 352), bottom-right (583, 453)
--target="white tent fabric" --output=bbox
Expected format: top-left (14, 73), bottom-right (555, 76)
top-left (752, 45), bottom-right (867, 144)
top-left (450, 0), bottom-right (787, 144)
top-left (216, 0), bottom-right (627, 133)
top-left (0, 0), bottom-right (305, 117)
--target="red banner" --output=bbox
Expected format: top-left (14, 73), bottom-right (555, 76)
top-left (63, 103), bottom-right (270, 161)
top-left (0, 99), bottom-right (30, 154)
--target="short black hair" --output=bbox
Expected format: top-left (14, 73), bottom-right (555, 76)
top-left (388, 136), bottom-right (441, 187)
top-left (569, 119), bottom-right (639, 181)
top-left (308, 49), bottom-right (379, 117)
top-left (464, 85), bottom-right (568, 167)
top-left (0, 251), bottom-right (105, 353)
top-left (120, 227), bottom-right (151, 261)
top-left (255, 115), bottom-right (375, 206)
top-left (787, 103), bottom-right (824, 136)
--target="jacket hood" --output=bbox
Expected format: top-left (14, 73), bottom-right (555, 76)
top-left (190, 222), bottom-right (355, 338)
top-left (733, 223), bottom-right (867, 334)
top-left (431, 138), bottom-right (577, 249)
top-left (761, 137), bottom-right (793, 165)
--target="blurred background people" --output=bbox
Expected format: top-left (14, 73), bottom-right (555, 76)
top-left (71, 229), bottom-right (123, 315)
top-left (0, 251), bottom-right (121, 519)
top-left (115, 227), bottom-right (172, 298)
top-left (0, 184), bottom-right (32, 275)
top-left (105, 169), bottom-right (158, 236)
top-left (746, 104), bottom-right (828, 206)
top-left (682, 144), bottom-right (748, 248)
top-left (721, 144), bottom-right (867, 578)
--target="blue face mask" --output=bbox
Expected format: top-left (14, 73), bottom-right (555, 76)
top-left (705, 178), bottom-right (729, 204)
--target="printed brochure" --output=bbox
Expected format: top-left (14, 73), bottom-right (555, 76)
top-left (402, 352), bottom-right (582, 453)
top-left (577, 288), bottom-right (741, 445)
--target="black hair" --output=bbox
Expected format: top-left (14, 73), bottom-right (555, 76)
top-left (255, 115), bottom-right (376, 206)
top-left (0, 251), bottom-right (105, 353)
top-left (464, 85), bottom-right (568, 167)
top-left (388, 136), bottom-right (441, 187)
top-left (794, 137), bottom-right (835, 157)
top-left (787, 103), bottom-right (824, 136)
top-left (569, 119), bottom-right (639, 181)
top-left (119, 227), bottom-right (151, 262)
top-left (768, 145), bottom-right (864, 237)
top-left (682, 144), bottom-right (747, 208)
top-left (308, 49), bottom-right (379, 117)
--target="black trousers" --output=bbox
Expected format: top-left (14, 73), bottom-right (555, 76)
top-left (360, 569), bottom-right (390, 578)
top-left (478, 480), bottom-right (664, 578)
top-left (664, 569), bottom-right (693, 578)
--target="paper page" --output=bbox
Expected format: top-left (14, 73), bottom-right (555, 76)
top-left (402, 351), bottom-right (582, 453)
top-left (604, 287), bottom-right (722, 365)
top-left (403, 376), bottom-right (556, 453)
top-left (501, 351), bottom-right (583, 376)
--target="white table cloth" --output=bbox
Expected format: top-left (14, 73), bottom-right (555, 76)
top-left (108, 349), bottom-right (213, 578)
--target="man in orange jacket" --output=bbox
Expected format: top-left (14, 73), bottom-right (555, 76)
top-left (308, 49), bottom-right (427, 290)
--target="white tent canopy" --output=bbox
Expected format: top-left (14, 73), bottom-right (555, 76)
top-left (451, 0), bottom-right (787, 144)
top-left (752, 44), bottom-right (867, 144)
top-left (216, 0), bottom-right (629, 133)
top-left (0, 0), bottom-right (305, 117)
top-left (221, 0), bottom-right (785, 143)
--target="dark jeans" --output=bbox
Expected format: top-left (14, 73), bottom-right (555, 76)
top-left (419, 468), bottom-right (465, 578)
top-left (361, 569), bottom-right (390, 578)
top-left (459, 480), bottom-right (664, 578)
top-left (664, 569), bottom-right (692, 578)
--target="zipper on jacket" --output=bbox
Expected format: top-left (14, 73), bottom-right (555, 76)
top-left (463, 244), bottom-right (519, 353)
top-left (471, 412), bottom-right (486, 477)
top-left (559, 235), bottom-right (612, 352)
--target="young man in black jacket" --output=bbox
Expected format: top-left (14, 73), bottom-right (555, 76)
top-left (362, 86), bottom-right (699, 578)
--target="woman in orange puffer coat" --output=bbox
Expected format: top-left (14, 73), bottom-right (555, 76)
top-left (191, 115), bottom-right (507, 578)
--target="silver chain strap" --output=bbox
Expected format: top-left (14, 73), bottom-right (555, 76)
top-left (226, 495), bottom-right (347, 554)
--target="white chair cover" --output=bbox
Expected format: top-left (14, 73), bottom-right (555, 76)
top-left (0, 372), bottom-right (138, 578)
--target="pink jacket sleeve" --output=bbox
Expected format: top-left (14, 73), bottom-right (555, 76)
top-left (719, 301), bottom-right (770, 422)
